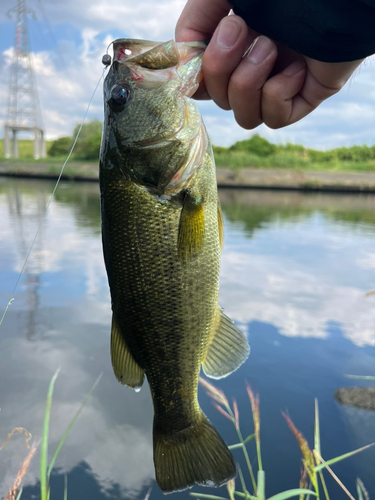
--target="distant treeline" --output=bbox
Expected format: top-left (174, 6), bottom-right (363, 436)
top-left (213, 134), bottom-right (375, 162)
top-left (5, 120), bottom-right (375, 172)
top-left (212, 134), bottom-right (375, 171)
top-left (48, 119), bottom-right (102, 160)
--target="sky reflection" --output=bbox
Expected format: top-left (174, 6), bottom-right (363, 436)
top-left (1, 179), bottom-right (375, 498)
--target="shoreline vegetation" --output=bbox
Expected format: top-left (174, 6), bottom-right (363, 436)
top-left (2, 127), bottom-right (375, 191)
top-left (3, 373), bottom-right (372, 499)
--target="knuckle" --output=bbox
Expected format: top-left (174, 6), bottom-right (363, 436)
top-left (262, 84), bottom-right (281, 102)
top-left (230, 73), bottom-right (258, 95)
top-left (203, 51), bottom-right (232, 79)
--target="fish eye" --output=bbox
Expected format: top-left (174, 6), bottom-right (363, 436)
top-left (109, 84), bottom-right (131, 108)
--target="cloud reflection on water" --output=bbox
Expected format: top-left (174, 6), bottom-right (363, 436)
top-left (0, 303), bottom-right (155, 497)
top-left (219, 189), bottom-right (375, 347)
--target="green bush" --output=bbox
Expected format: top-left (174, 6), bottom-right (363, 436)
top-left (48, 136), bottom-right (73, 157)
top-left (334, 144), bottom-right (375, 162)
top-left (72, 120), bottom-right (102, 160)
top-left (212, 145), bottom-right (229, 155)
top-left (229, 134), bottom-right (277, 156)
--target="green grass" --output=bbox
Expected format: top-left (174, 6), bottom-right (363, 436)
top-left (39, 370), bottom-right (102, 500)
top-left (0, 140), bottom-right (54, 159)
top-left (212, 147), bottom-right (375, 172)
top-left (2, 373), bottom-right (373, 499)
top-left (2, 370), bottom-right (102, 500)
top-left (196, 378), bottom-right (373, 500)
top-left (212, 134), bottom-right (375, 172)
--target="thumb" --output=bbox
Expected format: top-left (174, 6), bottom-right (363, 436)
top-left (175, 0), bottom-right (232, 42)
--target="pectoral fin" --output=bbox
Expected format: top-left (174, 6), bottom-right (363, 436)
top-left (202, 308), bottom-right (250, 379)
top-left (110, 313), bottom-right (145, 390)
top-left (177, 194), bottom-right (205, 262)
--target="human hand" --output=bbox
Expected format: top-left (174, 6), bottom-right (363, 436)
top-left (175, 0), bottom-right (364, 129)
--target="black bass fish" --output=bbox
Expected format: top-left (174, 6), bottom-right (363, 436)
top-left (99, 38), bottom-right (249, 494)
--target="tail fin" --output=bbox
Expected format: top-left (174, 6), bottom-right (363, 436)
top-left (153, 413), bottom-right (236, 494)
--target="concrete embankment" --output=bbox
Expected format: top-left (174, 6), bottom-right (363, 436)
top-left (2, 161), bottom-right (375, 192)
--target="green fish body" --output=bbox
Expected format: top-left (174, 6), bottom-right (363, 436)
top-left (100, 38), bottom-right (249, 493)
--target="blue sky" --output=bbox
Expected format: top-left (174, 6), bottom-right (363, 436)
top-left (1, 0), bottom-right (375, 149)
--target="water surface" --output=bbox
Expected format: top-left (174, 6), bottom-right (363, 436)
top-left (1, 178), bottom-right (375, 499)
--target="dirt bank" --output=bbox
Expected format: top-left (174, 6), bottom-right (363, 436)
top-left (2, 161), bottom-right (375, 192)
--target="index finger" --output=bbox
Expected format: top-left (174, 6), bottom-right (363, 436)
top-left (175, 0), bottom-right (232, 42)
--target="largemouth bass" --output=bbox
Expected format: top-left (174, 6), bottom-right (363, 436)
top-left (99, 38), bottom-right (250, 494)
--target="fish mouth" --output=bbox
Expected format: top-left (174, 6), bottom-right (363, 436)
top-left (112, 38), bottom-right (207, 69)
top-left (111, 38), bottom-right (206, 99)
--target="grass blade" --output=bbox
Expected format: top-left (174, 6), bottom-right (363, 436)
top-left (233, 493), bottom-right (257, 500)
top-left (243, 434), bottom-right (255, 445)
top-left (63, 474), bottom-right (68, 500)
top-left (47, 372), bottom-right (103, 477)
top-left (356, 478), bottom-right (369, 500)
top-left (15, 488), bottom-right (23, 500)
top-left (314, 399), bottom-right (320, 458)
top-left (318, 469), bottom-right (330, 500)
top-left (189, 494), bottom-right (228, 500)
top-left (268, 490), bottom-right (317, 500)
top-left (144, 487), bottom-right (153, 500)
top-left (228, 443), bottom-right (244, 450)
top-left (236, 465), bottom-right (257, 499)
top-left (314, 444), bottom-right (374, 472)
top-left (257, 470), bottom-right (265, 500)
top-left (356, 483), bottom-right (364, 500)
top-left (40, 368), bottom-right (61, 500)
top-left (238, 464), bottom-right (246, 492)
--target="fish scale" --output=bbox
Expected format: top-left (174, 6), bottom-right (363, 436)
top-left (101, 154), bottom-right (220, 422)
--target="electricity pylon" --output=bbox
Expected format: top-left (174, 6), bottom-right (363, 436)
top-left (4, 0), bottom-right (46, 159)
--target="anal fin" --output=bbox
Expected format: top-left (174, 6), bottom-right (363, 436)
top-left (110, 313), bottom-right (145, 390)
top-left (202, 308), bottom-right (250, 379)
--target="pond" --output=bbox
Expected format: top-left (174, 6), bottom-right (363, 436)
top-left (0, 177), bottom-right (375, 500)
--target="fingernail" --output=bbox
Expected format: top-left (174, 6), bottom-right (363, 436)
top-left (283, 60), bottom-right (306, 76)
top-left (216, 19), bottom-right (242, 50)
top-left (247, 36), bottom-right (273, 64)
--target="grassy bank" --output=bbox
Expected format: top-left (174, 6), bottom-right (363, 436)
top-left (0, 140), bottom-right (54, 159)
top-left (213, 148), bottom-right (375, 172)
top-left (212, 135), bottom-right (375, 172)
top-left (3, 134), bottom-right (375, 174)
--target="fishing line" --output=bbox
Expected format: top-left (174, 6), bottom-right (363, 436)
top-left (0, 65), bottom-right (108, 327)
